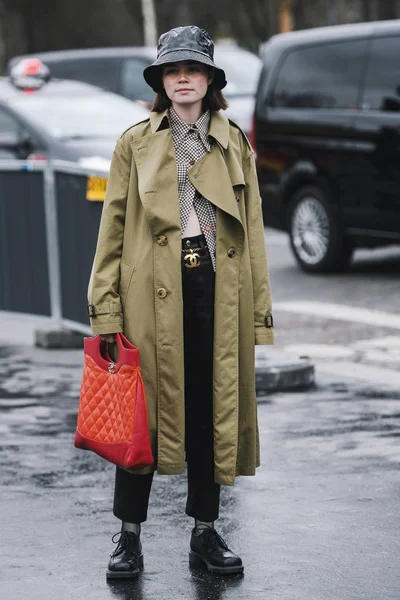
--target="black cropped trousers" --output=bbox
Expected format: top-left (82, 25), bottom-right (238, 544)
top-left (113, 235), bottom-right (220, 523)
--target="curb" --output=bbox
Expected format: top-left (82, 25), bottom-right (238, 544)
top-left (316, 360), bottom-right (400, 394)
top-left (255, 347), bottom-right (315, 394)
top-left (35, 328), bottom-right (83, 349)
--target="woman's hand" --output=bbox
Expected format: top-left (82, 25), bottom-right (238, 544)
top-left (100, 334), bottom-right (117, 343)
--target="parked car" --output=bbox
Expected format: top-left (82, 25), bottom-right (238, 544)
top-left (252, 20), bottom-right (400, 272)
top-left (6, 44), bottom-right (262, 134)
top-left (0, 58), bottom-right (149, 165)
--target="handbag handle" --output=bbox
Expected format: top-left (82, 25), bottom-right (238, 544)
top-left (84, 333), bottom-right (140, 372)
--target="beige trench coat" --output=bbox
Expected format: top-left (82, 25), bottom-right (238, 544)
top-left (88, 108), bottom-right (274, 485)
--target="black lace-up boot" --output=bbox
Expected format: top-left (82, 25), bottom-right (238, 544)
top-left (106, 531), bottom-right (143, 579)
top-left (189, 526), bottom-right (244, 574)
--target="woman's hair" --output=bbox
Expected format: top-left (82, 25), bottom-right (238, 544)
top-left (151, 67), bottom-right (228, 112)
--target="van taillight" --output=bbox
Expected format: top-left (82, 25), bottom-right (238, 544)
top-left (249, 115), bottom-right (257, 154)
top-left (27, 152), bottom-right (47, 161)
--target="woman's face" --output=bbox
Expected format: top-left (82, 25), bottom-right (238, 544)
top-left (162, 61), bottom-right (213, 107)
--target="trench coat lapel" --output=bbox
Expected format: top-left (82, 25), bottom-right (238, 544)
top-left (130, 114), bottom-right (181, 235)
top-left (188, 148), bottom-right (243, 227)
top-left (190, 111), bottom-right (244, 227)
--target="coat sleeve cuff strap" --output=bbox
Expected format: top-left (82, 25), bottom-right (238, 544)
top-left (87, 300), bottom-right (122, 317)
top-left (264, 313), bottom-right (273, 328)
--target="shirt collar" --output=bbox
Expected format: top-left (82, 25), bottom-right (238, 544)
top-left (149, 107), bottom-right (230, 150)
top-left (169, 107), bottom-right (211, 152)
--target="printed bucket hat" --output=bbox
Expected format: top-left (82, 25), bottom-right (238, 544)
top-left (143, 25), bottom-right (227, 92)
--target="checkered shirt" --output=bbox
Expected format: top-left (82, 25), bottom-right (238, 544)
top-left (169, 107), bottom-right (217, 270)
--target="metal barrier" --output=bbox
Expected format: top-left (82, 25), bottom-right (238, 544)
top-left (0, 159), bottom-right (108, 334)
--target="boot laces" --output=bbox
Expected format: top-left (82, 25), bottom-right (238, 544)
top-left (110, 531), bottom-right (138, 558)
top-left (198, 526), bottom-right (229, 553)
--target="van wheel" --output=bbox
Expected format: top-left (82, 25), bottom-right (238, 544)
top-left (288, 185), bottom-right (353, 273)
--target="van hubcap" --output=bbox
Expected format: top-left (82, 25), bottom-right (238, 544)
top-left (291, 197), bottom-right (330, 265)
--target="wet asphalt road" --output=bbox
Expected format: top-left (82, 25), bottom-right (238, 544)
top-left (265, 233), bottom-right (400, 351)
top-left (267, 233), bottom-right (400, 314)
top-left (0, 343), bottom-right (399, 600)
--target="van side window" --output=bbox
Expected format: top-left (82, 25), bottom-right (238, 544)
top-left (120, 58), bottom-right (154, 103)
top-left (362, 36), bottom-right (400, 112)
top-left (272, 40), bottom-right (367, 109)
top-left (49, 58), bottom-right (119, 92)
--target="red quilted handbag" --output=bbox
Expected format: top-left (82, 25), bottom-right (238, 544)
top-left (74, 333), bottom-right (154, 469)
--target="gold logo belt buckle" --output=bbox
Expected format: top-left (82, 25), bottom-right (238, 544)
top-left (183, 248), bottom-right (201, 268)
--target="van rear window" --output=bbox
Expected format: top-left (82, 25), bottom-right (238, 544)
top-left (362, 36), bottom-right (400, 112)
top-left (120, 58), bottom-right (154, 102)
top-left (272, 39), bottom-right (367, 110)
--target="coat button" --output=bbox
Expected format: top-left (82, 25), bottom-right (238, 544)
top-left (227, 247), bottom-right (236, 258)
top-left (157, 235), bottom-right (168, 246)
top-left (157, 288), bottom-right (168, 299)
top-left (189, 160), bottom-right (195, 166)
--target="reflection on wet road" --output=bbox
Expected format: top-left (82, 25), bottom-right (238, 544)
top-left (1, 344), bottom-right (399, 600)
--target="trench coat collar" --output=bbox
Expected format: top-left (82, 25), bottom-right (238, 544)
top-left (138, 108), bottom-right (242, 231)
top-left (149, 107), bottom-right (230, 149)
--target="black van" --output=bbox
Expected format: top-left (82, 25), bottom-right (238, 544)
top-left (253, 20), bottom-right (400, 272)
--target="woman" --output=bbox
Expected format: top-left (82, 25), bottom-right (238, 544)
top-left (87, 25), bottom-right (274, 579)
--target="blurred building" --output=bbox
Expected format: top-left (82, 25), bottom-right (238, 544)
top-left (293, 0), bottom-right (400, 29)
top-left (1, 0), bottom-right (400, 71)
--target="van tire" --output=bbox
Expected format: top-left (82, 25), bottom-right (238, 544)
top-left (288, 185), bottom-right (353, 273)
